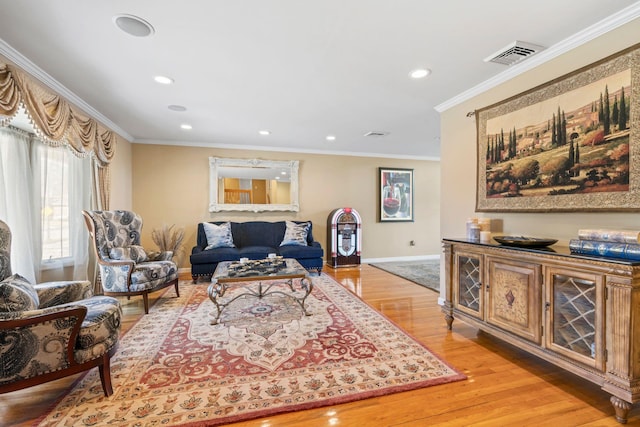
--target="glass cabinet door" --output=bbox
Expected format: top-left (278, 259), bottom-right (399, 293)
top-left (546, 268), bottom-right (604, 370)
top-left (454, 252), bottom-right (483, 319)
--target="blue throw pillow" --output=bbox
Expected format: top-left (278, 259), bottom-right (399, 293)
top-left (203, 222), bottom-right (236, 250)
top-left (280, 221), bottom-right (310, 246)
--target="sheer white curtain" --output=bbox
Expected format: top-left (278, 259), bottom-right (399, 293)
top-left (0, 127), bottom-right (91, 282)
top-left (0, 127), bottom-right (38, 283)
top-left (31, 142), bottom-right (91, 281)
top-left (68, 151), bottom-right (91, 280)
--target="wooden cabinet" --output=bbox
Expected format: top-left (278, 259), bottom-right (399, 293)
top-left (443, 239), bottom-right (640, 424)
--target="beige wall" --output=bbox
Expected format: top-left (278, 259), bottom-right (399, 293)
top-left (440, 20), bottom-right (640, 282)
top-left (110, 137), bottom-right (133, 210)
top-left (131, 144), bottom-right (440, 268)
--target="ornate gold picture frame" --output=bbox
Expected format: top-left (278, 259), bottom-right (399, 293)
top-left (476, 44), bottom-right (639, 212)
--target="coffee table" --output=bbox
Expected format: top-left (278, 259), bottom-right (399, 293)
top-left (207, 258), bottom-right (313, 325)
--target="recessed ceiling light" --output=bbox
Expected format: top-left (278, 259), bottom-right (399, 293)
top-left (259, 130), bottom-right (271, 136)
top-left (409, 68), bottom-right (431, 79)
top-left (168, 105), bottom-right (187, 112)
top-left (326, 135), bottom-right (336, 141)
top-left (281, 171), bottom-right (287, 175)
top-left (113, 14), bottom-right (155, 37)
top-left (180, 124), bottom-right (192, 130)
top-left (154, 75), bottom-right (174, 85)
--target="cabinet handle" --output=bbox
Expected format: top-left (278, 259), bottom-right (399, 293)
top-left (545, 302), bottom-right (550, 311)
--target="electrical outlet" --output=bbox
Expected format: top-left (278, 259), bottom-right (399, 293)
top-left (409, 240), bottom-right (415, 246)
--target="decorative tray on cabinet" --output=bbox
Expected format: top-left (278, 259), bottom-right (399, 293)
top-left (493, 235), bottom-right (558, 248)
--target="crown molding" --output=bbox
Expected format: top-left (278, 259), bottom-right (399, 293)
top-left (0, 38), bottom-right (133, 141)
top-left (134, 138), bottom-right (441, 161)
top-left (435, 2), bottom-right (640, 113)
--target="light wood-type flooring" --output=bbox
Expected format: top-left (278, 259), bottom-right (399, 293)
top-left (2, 265), bottom-right (638, 426)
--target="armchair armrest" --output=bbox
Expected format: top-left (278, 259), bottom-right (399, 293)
top-left (96, 258), bottom-right (135, 293)
top-left (0, 305), bottom-right (87, 384)
top-left (35, 280), bottom-right (93, 308)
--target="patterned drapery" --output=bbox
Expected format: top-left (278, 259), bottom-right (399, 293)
top-left (0, 62), bottom-right (118, 167)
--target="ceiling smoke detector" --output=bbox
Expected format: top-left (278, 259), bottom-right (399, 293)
top-left (483, 41), bottom-right (545, 66)
top-left (363, 131), bottom-right (389, 137)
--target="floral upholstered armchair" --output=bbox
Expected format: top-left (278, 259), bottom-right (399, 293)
top-left (0, 220), bottom-right (121, 396)
top-left (82, 210), bottom-right (179, 314)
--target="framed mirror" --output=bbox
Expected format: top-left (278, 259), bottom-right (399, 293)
top-left (209, 157), bottom-right (300, 212)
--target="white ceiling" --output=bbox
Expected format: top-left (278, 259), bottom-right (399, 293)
top-left (0, 1), bottom-right (638, 159)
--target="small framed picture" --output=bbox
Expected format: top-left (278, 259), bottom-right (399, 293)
top-left (379, 167), bottom-right (414, 222)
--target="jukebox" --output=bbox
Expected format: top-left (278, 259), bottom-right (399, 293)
top-left (327, 207), bottom-right (362, 268)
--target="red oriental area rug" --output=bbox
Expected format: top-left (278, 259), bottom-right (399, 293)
top-left (34, 274), bottom-right (465, 426)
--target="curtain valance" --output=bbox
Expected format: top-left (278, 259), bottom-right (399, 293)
top-left (0, 62), bottom-right (118, 166)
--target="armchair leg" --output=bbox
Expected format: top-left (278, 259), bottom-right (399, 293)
top-left (142, 293), bottom-right (149, 314)
top-left (174, 280), bottom-right (180, 298)
top-left (98, 353), bottom-right (114, 397)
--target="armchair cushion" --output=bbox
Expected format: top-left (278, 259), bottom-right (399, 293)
top-left (109, 245), bottom-right (148, 263)
top-left (74, 296), bottom-right (121, 363)
top-left (128, 261), bottom-right (179, 293)
top-left (0, 274), bottom-right (39, 312)
top-left (203, 222), bottom-right (235, 249)
top-left (280, 221), bottom-right (310, 246)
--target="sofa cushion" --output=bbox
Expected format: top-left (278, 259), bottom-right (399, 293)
top-left (109, 245), bottom-right (148, 263)
top-left (236, 221), bottom-right (285, 248)
top-left (238, 246), bottom-right (274, 259)
top-left (0, 273), bottom-right (39, 312)
top-left (190, 246), bottom-right (242, 264)
top-left (280, 221), bottom-right (310, 246)
top-left (203, 222), bottom-right (236, 249)
top-left (278, 244), bottom-right (324, 259)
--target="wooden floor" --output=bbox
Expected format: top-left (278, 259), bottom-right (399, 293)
top-left (2, 265), bottom-right (638, 426)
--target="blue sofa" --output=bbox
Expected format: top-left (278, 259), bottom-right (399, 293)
top-left (190, 221), bottom-right (324, 281)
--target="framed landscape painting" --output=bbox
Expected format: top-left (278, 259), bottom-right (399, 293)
top-left (379, 167), bottom-right (413, 222)
top-left (476, 43), bottom-right (639, 212)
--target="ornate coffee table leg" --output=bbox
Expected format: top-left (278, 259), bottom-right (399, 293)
top-left (278, 277), bottom-right (313, 316)
top-left (208, 281), bottom-right (227, 325)
top-left (297, 276), bottom-right (313, 316)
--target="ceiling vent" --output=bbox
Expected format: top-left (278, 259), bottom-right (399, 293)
top-left (363, 131), bottom-right (389, 137)
top-left (483, 41), bottom-right (545, 66)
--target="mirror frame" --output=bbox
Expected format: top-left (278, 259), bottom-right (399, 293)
top-left (209, 157), bottom-right (300, 212)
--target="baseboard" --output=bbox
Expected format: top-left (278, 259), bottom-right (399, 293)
top-left (362, 254), bottom-right (440, 264)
